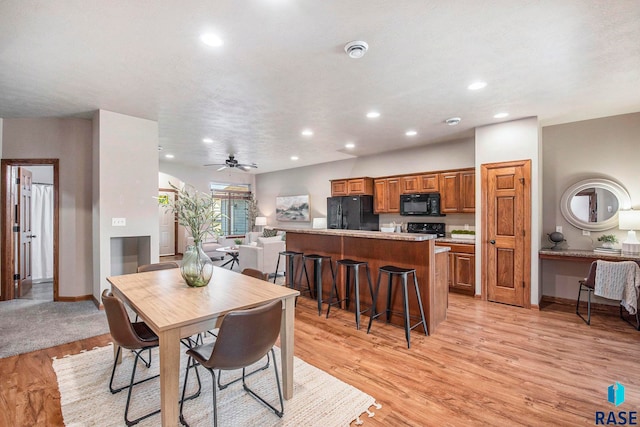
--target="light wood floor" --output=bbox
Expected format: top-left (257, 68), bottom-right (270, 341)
top-left (1, 293), bottom-right (639, 426)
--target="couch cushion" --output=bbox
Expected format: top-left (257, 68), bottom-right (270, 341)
top-left (258, 236), bottom-right (283, 246)
top-left (263, 228), bottom-right (278, 238)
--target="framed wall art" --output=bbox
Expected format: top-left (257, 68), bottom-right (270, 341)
top-left (276, 194), bottom-right (310, 221)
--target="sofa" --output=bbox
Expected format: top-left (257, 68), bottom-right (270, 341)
top-left (238, 235), bottom-right (286, 278)
top-left (185, 235), bottom-right (240, 260)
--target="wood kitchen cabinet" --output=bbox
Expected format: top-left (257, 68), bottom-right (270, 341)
top-left (331, 177), bottom-right (374, 196)
top-left (436, 242), bottom-right (475, 295)
top-left (420, 174), bottom-right (439, 192)
top-left (439, 168), bottom-right (475, 213)
top-left (401, 173), bottom-right (439, 194)
top-left (374, 177), bottom-right (400, 213)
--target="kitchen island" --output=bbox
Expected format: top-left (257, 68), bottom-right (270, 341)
top-left (278, 228), bottom-right (450, 334)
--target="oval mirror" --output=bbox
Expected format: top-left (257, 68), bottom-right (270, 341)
top-left (560, 179), bottom-right (631, 231)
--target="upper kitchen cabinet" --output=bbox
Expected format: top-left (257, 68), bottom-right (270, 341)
top-left (374, 177), bottom-right (400, 213)
top-left (439, 168), bottom-right (475, 213)
top-left (331, 177), bottom-right (374, 196)
top-left (401, 173), bottom-right (439, 194)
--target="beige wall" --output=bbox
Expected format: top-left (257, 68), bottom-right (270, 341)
top-left (475, 117), bottom-right (542, 303)
top-left (92, 110), bottom-right (159, 301)
top-left (541, 112), bottom-right (640, 300)
top-left (2, 118), bottom-right (93, 297)
top-left (255, 138), bottom-right (475, 229)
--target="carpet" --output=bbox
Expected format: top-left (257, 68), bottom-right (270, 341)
top-left (0, 299), bottom-right (109, 358)
top-left (53, 343), bottom-right (380, 426)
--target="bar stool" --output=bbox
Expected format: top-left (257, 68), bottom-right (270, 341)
top-left (326, 259), bottom-right (374, 330)
top-left (274, 251), bottom-right (303, 287)
top-left (302, 254), bottom-right (336, 316)
top-left (367, 265), bottom-right (428, 348)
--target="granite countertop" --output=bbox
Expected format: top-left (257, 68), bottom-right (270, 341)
top-left (434, 246), bottom-right (451, 254)
top-left (276, 227), bottom-right (437, 241)
top-left (539, 248), bottom-right (640, 261)
top-left (436, 237), bottom-right (476, 244)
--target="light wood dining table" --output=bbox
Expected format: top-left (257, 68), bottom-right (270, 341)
top-left (107, 266), bottom-right (300, 427)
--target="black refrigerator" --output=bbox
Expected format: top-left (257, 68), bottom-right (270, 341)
top-left (327, 195), bottom-right (379, 231)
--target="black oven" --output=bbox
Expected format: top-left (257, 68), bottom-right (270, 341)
top-left (400, 193), bottom-right (444, 216)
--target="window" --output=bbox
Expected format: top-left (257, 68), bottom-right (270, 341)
top-left (210, 182), bottom-right (252, 236)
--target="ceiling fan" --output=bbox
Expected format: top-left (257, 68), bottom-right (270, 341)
top-left (205, 155), bottom-right (258, 172)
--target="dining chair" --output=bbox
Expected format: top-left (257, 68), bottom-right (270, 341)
top-left (137, 261), bottom-right (179, 273)
top-left (179, 300), bottom-right (284, 426)
top-left (241, 267), bottom-right (269, 281)
top-left (577, 260), bottom-right (640, 329)
top-left (102, 289), bottom-right (201, 426)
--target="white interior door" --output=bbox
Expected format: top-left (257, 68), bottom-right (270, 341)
top-left (159, 191), bottom-right (175, 256)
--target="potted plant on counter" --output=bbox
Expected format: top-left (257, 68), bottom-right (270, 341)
top-left (597, 234), bottom-right (618, 249)
top-left (161, 183), bottom-right (223, 287)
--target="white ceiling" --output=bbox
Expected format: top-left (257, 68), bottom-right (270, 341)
top-left (1, 1), bottom-right (639, 174)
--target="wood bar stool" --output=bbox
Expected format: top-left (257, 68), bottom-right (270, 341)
top-left (367, 265), bottom-right (428, 348)
top-left (302, 254), bottom-right (336, 316)
top-left (326, 259), bottom-right (375, 330)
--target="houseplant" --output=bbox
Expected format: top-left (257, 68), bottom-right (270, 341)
top-left (161, 183), bottom-right (222, 287)
top-left (597, 234), bottom-right (618, 249)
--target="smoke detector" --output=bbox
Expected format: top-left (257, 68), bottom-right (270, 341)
top-left (445, 117), bottom-right (462, 126)
top-left (344, 40), bottom-right (369, 59)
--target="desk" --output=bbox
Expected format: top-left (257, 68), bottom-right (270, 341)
top-left (539, 249), bottom-right (640, 263)
top-left (107, 266), bottom-right (300, 427)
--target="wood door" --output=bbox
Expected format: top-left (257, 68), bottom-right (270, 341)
top-left (439, 172), bottom-right (460, 213)
top-left (420, 174), bottom-right (439, 192)
top-left (158, 190), bottom-right (176, 256)
top-left (373, 179), bottom-right (387, 213)
top-left (459, 169), bottom-right (476, 213)
top-left (17, 167), bottom-right (33, 297)
top-left (387, 178), bottom-right (401, 213)
top-left (401, 175), bottom-right (419, 194)
top-left (482, 160), bottom-right (531, 308)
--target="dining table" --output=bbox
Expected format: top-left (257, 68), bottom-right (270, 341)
top-left (107, 266), bottom-right (300, 427)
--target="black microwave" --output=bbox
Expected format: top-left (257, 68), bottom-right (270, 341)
top-left (400, 193), bottom-right (445, 216)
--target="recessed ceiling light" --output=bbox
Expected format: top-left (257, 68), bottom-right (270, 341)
top-left (165, 154), bottom-right (175, 159)
top-left (493, 112), bottom-right (509, 119)
top-left (366, 111), bottom-right (380, 119)
top-left (345, 142), bottom-right (355, 149)
top-left (444, 117), bottom-right (462, 126)
top-left (467, 81), bottom-right (487, 91)
top-left (202, 138), bottom-right (214, 143)
top-left (301, 129), bottom-right (313, 136)
top-left (200, 33), bottom-right (224, 47)
top-left (405, 130), bottom-right (418, 137)
top-left (290, 156), bottom-right (299, 161)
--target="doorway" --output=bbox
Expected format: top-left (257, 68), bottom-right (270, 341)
top-left (481, 159), bottom-right (531, 308)
top-left (1, 159), bottom-right (59, 301)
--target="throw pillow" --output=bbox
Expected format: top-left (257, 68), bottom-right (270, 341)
top-left (263, 228), bottom-right (278, 238)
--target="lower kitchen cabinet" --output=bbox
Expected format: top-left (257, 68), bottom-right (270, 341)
top-left (436, 242), bottom-right (475, 295)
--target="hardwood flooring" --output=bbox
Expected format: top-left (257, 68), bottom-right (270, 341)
top-left (1, 293), bottom-right (639, 426)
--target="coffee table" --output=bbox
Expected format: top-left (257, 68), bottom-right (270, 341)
top-left (216, 246), bottom-right (239, 269)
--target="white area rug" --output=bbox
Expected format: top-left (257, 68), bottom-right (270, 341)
top-left (53, 343), bottom-right (379, 426)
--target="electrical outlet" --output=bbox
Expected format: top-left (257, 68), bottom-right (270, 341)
top-left (112, 218), bottom-right (126, 226)
top-left (582, 230), bottom-right (590, 236)
top-left (556, 226), bottom-right (563, 233)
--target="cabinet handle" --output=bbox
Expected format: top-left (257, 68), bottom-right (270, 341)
top-left (489, 240), bottom-right (496, 244)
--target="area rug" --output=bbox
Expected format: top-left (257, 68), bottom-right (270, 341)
top-left (53, 343), bottom-right (380, 426)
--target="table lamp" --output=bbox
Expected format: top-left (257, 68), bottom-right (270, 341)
top-left (255, 216), bottom-right (267, 232)
top-left (619, 209), bottom-right (640, 255)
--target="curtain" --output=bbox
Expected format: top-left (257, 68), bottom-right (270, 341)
top-left (31, 184), bottom-right (54, 281)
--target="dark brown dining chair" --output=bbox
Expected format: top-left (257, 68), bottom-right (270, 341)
top-left (179, 300), bottom-right (284, 426)
top-left (577, 260), bottom-right (640, 329)
top-left (102, 289), bottom-right (162, 426)
top-left (241, 267), bottom-right (269, 281)
top-left (137, 261), bottom-right (179, 273)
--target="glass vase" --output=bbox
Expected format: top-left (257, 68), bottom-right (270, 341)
top-left (180, 243), bottom-right (214, 287)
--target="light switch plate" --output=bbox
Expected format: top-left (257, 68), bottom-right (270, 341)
top-left (582, 229), bottom-right (590, 236)
top-left (112, 218), bottom-right (126, 226)
top-left (556, 226), bottom-right (563, 233)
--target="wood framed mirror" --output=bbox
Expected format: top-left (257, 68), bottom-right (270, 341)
top-left (560, 178), bottom-right (631, 231)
